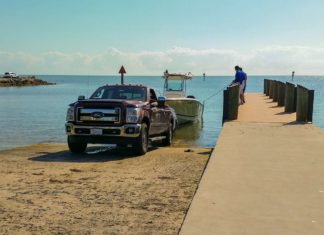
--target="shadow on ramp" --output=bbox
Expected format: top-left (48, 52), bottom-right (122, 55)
top-left (283, 121), bottom-right (309, 126)
top-left (29, 145), bottom-right (158, 163)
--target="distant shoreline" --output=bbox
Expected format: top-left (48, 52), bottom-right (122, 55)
top-left (0, 76), bottom-right (55, 87)
top-left (9, 74), bottom-right (324, 77)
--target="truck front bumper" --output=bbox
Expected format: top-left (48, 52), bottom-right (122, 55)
top-left (65, 123), bottom-right (141, 138)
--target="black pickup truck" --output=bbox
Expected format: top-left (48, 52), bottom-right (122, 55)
top-left (65, 84), bottom-right (177, 155)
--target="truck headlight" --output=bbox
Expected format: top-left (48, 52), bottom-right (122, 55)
top-left (126, 108), bottom-right (140, 123)
top-left (66, 107), bottom-right (74, 121)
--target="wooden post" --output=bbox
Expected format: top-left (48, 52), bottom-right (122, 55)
top-left (277, 81), bottom-right (286, 107)
top-left (272, 81), bottom-right (278, 102)
top-left (308, 90), bottom-right (314, 122)
top-left (269, 80), bottom-right (274, 99)
top-left (263, 79), bottom-right (267, 94)
top-left (296, 85), bottom-right (308, 121)
top-left (284, 82), bottom-right (296, 112)
top-left (223, 83), bottom-right (240, 122)
top-left (296, 85), bottom-right (314, 122)
top-left (222, 89), bottom-right (228, 124)
top-left (118, 66), bottom-right (126, 85)
top-left (294, 87), bottom-right (297, 112)
top-left (227, 83), bottom-right (240, 120)
top-left (266, 79), bottom-right (271, 96)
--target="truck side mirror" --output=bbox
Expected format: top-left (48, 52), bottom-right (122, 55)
top-left (78, 95), bottom-right (85, 101)
top-left (157, 96), bottom-right (166, 108)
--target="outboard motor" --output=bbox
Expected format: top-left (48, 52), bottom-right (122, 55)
top-left (157, 96), bottom-right (167, 108)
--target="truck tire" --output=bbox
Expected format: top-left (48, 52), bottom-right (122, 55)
top-left (162, 122), bottom-right (172, 146)
top-left (133, 123), bottom-right (148, 155)
top-left (67, 136), bottom-right (87, 154)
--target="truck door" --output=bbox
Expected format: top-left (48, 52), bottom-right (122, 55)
top-left (149, 89), bottom-right (159, 135)
top-left (158, 103), bottom-right (171, 134)
top-left (153, 89), bottom-right (171, 135)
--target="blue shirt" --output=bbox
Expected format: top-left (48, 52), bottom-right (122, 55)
top-left (234, 71), bottom-right (245, 84)
top-left (242, 71), bottom-right (247, 81)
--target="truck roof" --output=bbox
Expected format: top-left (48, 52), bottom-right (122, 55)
top-left (103, 84), bottom-right (148, 88)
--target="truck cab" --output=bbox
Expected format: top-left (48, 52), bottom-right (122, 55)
top-left (65, 84), bottom-right (177, 155)
top-left (3, 72), bottom-right (18, 78)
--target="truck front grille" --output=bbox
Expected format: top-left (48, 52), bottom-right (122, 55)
top-left (77, 108), bottom-right (121, 123)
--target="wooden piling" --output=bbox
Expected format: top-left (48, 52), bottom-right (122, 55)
top-left (277, 81), bottom-right (286, 107)
top-left (269, 80), bottom-right (274, 99)
top-left (264, 79), bottom-right (270, 96)
top-left (223, 83), bottom-right (240, 123)
top-left (296, 85), bottom-right (314, 122)
top-left (272, 81), bottom-right (278, 102)
top-left (264, 79), bottom-right (270, 95)
top-left (308, 90), bottom-right (314, 122)
top-left (284, 82), bottom-right (296, 113)
top-left (222, 90), bottom-right (228, 123)
top-left (266, 79), bottom-right (271, 96)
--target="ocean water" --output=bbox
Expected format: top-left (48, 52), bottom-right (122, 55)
top-left (0, 75), bottom-right (323, 150)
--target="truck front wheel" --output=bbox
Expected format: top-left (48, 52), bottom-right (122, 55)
top-left (133, 123), bottom-right (148, 155)
top-left (67, 136), bottom-right (87, 154)
top-left (162, 122), bottom-right (173, 146)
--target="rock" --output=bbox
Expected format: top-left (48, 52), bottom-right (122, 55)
top-left (0, 76), bottom-right (55, 87)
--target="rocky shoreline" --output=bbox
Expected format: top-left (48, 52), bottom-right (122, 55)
top-left (0, 76), bottom-right (55, 87)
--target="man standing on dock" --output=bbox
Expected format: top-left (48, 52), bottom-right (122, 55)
top-left (239, 67), bottom-right (247, 103)
top-left (234, 65), bottom-right (245, 104)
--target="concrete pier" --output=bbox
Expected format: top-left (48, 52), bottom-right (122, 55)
top-left (180, 93), bottom-right (324, 235)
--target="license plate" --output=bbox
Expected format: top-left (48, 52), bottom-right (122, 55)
top-left (90, 128), bottom-right (103, 135)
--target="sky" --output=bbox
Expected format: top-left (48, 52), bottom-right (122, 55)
top-left (1, 0), bottom-right (324, 75)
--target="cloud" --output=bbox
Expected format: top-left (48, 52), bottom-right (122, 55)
top-left (1, 45), bottom-right (324, 75)
top-left (248, 46), bottom-right (324, 75)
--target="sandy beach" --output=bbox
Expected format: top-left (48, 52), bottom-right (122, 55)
top-left (0, 144), bottom-right (210, 235)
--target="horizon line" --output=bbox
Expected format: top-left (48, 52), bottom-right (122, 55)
top-left (17, 74), bottom-right (324, 77)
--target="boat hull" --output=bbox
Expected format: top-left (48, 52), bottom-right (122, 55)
top-left (166, 98), bottom-right (203, 125)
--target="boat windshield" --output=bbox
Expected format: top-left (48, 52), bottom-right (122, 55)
top-left (165, 80), bottom-right (183, 91)
top-left (90, 86), bottom-right (147, 101)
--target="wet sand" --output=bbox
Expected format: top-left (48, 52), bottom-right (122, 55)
top-left (0, 144), bottom-right (210, 235)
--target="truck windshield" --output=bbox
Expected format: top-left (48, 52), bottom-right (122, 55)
top-left (90, 86), bottom-right (147, 101)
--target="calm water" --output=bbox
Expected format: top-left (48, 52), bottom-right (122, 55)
top-left (0, 75), bottom-right (323, 150)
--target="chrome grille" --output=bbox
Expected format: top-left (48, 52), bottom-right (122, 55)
top-left (77, 108), bottom-right (120, 123)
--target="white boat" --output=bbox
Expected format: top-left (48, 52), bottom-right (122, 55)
top-left (163, 72), bottom-right (203, 125)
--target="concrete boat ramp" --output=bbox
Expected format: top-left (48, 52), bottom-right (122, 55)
top-left (180, 93), bottom-right (324, 235)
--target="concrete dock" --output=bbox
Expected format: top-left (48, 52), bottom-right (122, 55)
top-left (180, 93), bottom-right (324, 235)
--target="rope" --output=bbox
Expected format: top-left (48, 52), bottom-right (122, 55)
top-left (202, 81), bottom-right (239, 104)
top-left (203, 87), bottom-right (225, 103)
top-left (202, 84), bottom-right (230, 104)
top-left (200, 85), bottom-right (227, 117)
top-left (201, 82), bottom-right (236, 116)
